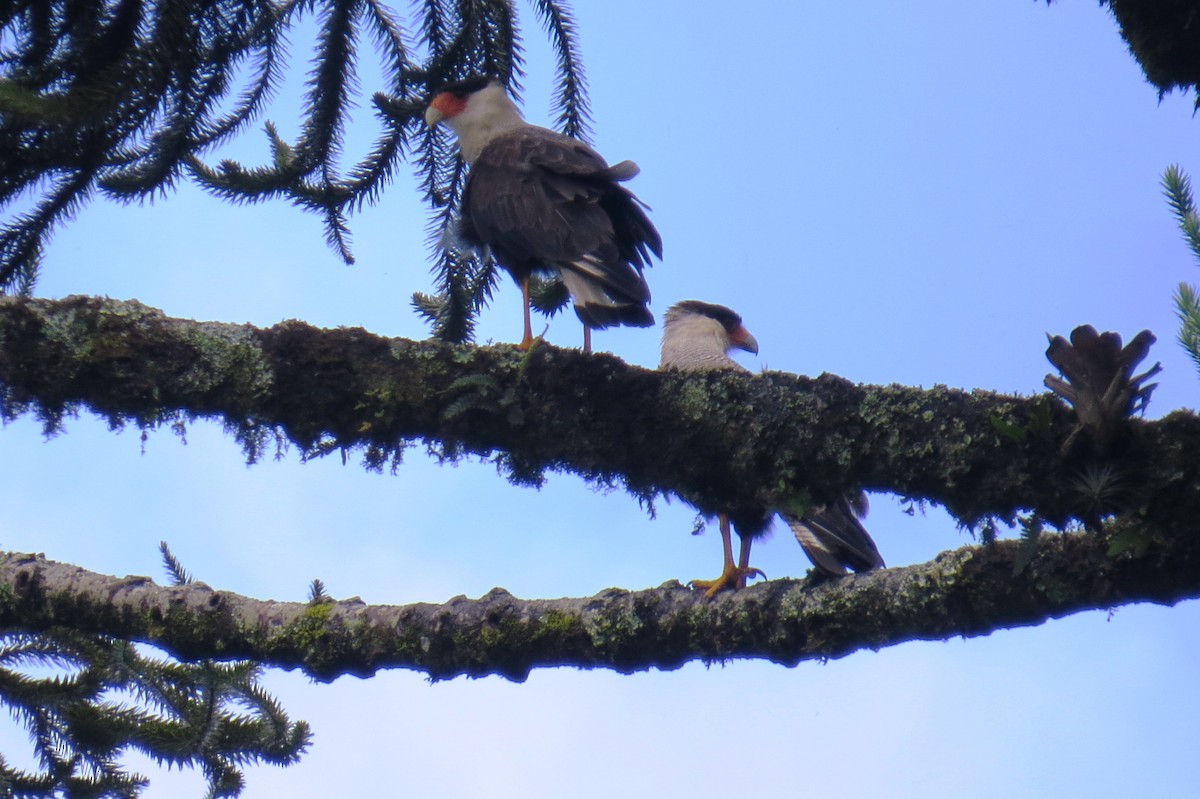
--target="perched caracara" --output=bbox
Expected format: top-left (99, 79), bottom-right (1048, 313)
top-left (425, 76), bottom-right (661, 351)
top-left (660, 300), bottom-right (885, 596)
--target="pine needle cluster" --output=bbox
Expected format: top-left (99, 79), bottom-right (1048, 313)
top-left (0, 630), bottom-right (310, 798)
top-left (0, 0), bottom-right (285, 293)
top-left (0, 544), bottom-right (309, 798)
top-left (1162, 164), bottom-right (1200, 373)
top-left (1, 0), bottom-right (592, 340)
top-left (398, 0), bottom-right (592, 341)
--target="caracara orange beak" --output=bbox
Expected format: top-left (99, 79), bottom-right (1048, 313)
top-left (731, 325), bottom-right (759, 355)
top-left (424, 96), bottom-right (446, 126)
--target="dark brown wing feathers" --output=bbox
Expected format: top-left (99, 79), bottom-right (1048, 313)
top-left (461, 127), bottom-right (659, 327)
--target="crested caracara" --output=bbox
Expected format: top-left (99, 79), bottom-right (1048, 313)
top-left (425, 76), bottom-right (661, 352)
top-left (660, 300), bottom-right (885, 596)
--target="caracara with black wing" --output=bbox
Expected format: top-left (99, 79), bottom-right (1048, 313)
top-left (425, 76), bottom-right (661, 351)
top-left (660, 300), bottom-right (885, 596)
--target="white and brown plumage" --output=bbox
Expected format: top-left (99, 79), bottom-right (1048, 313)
top-left (425, 76), bottom-right (661, 351)
top-left (660, 300), bottom-right (885, 596)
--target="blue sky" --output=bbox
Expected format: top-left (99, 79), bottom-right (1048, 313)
top-left (3, 1), bottom-right (1200, 795)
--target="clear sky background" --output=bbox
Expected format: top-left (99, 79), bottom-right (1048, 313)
top-left (3, 1), bottom-right (1200, 796)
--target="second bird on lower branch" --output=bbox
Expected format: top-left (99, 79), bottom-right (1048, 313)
top-left (659, 300), bottom-right (885, 597)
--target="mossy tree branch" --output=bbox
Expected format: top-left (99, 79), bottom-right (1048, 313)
top-left (2, 295), bottom-right (1200, 678)
top-left (2, 519), bottom-right (1198, 683)
top-left (1104, 0), bottom-right (1200, 102)
top-left (3, 295), bottom-right (1200, 535)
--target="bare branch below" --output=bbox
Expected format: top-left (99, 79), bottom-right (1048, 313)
top-left (3, 530), bottom-right (1197, 682)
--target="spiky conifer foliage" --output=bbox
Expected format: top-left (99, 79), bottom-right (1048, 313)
top-left (1, 0), bottom-right (592, 340)
top-left (0, 545), bottom-right (310, 797)
top-left (1162, 164), bottom-right (1200, 373)
top-left (392, 0), bottom-right (592, 341)
top-left (0, 1), bottom-right (589, 790)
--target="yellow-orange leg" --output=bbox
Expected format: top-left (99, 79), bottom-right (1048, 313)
top-left (518, 277), bottom-right (535, 350)
top-left (735, 533), bottom-right (763, 589)
top-left (690, 514), bottom-right (766, 599)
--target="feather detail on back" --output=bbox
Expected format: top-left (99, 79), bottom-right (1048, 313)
top-left (461, 126), bottom-right (659, 329)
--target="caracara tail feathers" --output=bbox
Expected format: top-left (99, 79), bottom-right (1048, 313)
top-left (782, 495), bottom-right (885, 577)
top-left (560, 266), bottom-right (654, 329)
top-left (561, 251), bottom-right (657, 328)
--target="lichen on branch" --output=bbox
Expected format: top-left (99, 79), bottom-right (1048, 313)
top-left (2, 527), bottom-right (1198, 682)
top-left (3, 296), bottom-right (1200, 677)
top-left (3, 295), bottom-right (1200, 535)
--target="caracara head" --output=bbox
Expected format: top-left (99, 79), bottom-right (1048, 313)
top-left (661, 300), bottom-right (759, 371)
top-left (425, 76), bottom-right (524, 162)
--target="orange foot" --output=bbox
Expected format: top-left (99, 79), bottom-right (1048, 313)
top-left (690, 565), bottom-right (766, 599)
top-left (516, 334), bottom-right (544, 352)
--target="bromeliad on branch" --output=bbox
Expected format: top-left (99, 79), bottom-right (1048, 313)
top-left (1044, 325), bottom-right (1160, 457)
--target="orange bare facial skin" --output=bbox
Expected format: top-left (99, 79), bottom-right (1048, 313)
top-left (432, 92), bottom-right (468, 119)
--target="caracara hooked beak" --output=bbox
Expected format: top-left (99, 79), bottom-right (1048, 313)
top-left (730, 324), bottom-right (759, 355)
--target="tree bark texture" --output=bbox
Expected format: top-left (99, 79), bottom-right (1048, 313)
top-left (3, 296), bottom-right (1200, 679)
top-left (4, 296), bottom-right (1200, 534)
top-left (2, 524), bottom-right (1197, 682)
